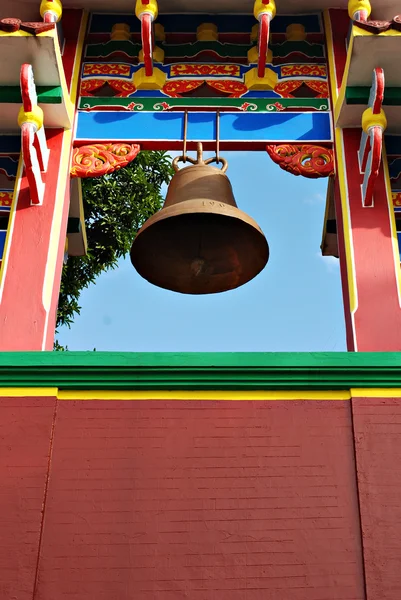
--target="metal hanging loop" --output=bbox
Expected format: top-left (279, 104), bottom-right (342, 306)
top-left (173, 142), bottom-right (228, 173)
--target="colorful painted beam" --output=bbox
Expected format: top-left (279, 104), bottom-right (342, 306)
top-left (78, 97), bottom-right (329, 113)
top-left (75, 110), bottom-right (332, 149)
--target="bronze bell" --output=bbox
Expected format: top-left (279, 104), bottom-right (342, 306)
top-left (130, 143), bottom-right (269, 294)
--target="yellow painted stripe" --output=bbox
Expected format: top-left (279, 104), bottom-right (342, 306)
top-left (382, 146), bottom-right (401, 307)
top-left (70, 11), bottom-right (89, 104)
top-left (51, 28), bottom-right (75, 125)
top-left (335, 128), bottom-right (358, 315)
top-left (334, 34), bottom-right (354, 125)
top-left (323, 10), bottom-right (339, 102)
top-left (42, 128), bottom-right (72, 316)
top-left (2, 389), bottom-right (401, 400)
top-left (323, 11), bottom-right (357, 320)
top-left (57, 390), bottom-right (351, 401)
top-left (351, 388), bottom-right (401, 397)
top-left (0, 388), bottom-right (58, 397)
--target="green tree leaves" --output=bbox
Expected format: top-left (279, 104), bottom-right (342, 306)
top-left (57, 151), bottom-right (174, 329)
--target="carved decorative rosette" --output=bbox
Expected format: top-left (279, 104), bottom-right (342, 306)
top-left (266, 144), bottom-right (335, 179)
top-left (70, 143), bottom-right (140, 178)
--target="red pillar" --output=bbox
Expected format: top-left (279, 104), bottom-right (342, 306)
top-left (0, 130), bottom-right (72, 350)
top-left (0, 10), bottom-right (86, 350)
top-left (325, 10), bottom-right (401, 351)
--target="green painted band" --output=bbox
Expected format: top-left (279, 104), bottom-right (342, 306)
top-left (85, 40), bottom-right (324, 60)
top-left (0, 86), bottom-right (63, 104)
top-left (0, 352), bottom-right (401, 390)
top-left (78, 97), bottom-right (329, 112)
top-left (346, 87), bottom-right (401, 106)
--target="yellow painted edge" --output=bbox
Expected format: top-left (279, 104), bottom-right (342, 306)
top-left (2, 389), bottom-right (401, 399)
top-left (334, 128), bottom-right (358, 315)
top-left (323, 10), bottom-right (339, 102)
top-left (382, 146), bottom-right (401, 307)
top-left (334, 34), bottom-right (354, 125)
top-left (0, 388), bottom-right (58, 397)
top-left (0, 30), bottom-right (33, 38)
top-left (57, 390), bottom-right (351, 400)
top-left (70, 11), bottom-right (89, 105)
top-left (0, 154), bottom-right (24, 297)
top-left (42, 128), bottom-right (73, 337)
top-left (353, 25), bottom-right (401, 37)
top-left (52, 28), bottom-right (75, 125)
top-left (351, 388), bottom-right (401, 397)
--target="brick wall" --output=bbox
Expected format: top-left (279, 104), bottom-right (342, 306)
top-left (0, 396), bottom-right (56, 600)
top-left (353, 397), bottom-right (401, 600)
top-left (0, 397), bottom-right (367, 600)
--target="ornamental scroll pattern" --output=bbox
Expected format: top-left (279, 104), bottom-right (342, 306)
top-left (70, 143), bottom-right (140, 178)
top-left (162, 79), bottom-right (248, 98)
top-left (266, 144), bottom-right (335, 179)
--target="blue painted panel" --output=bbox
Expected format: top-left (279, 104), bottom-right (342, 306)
top-left (0, 230), bottom-right (6, 258)
top-left (397, 233), bottom-right (401, 262)
top-left (385, 135), bottom-right (401, 156)
top-left (0, 137), bottom-right (21, 153)
top-left (76, 111), bottom-right (332, 143)
top-left (0, 157), bottom-right (18, 179)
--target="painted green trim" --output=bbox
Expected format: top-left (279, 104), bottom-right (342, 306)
top-left (78, 97), bottom-right (329, 112)
top-left (0, 86), bottom-right (63, 104)
top-left (0, 352), bottom-right (401, 390)
top-left (85, 41), bottom-right (142, 58)
top-left (346, 86), bottom-right (401, 106)
top-left (270, 41), bottom-right (324, 59)
top-left (85, 40), bottom-right (324, 61)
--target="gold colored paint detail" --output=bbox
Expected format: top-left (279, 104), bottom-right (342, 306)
top-left (154, 23), bottom-right (165, 42)
top-left (348, 0), bottom-right (371, 19)
top-left (134, 67), bottom-right (166, 89)
top-left (248, 46), bottom-right (273, 65)
top-left (286, 24), bottom-right (307, 41)
top-left (251, 24), bottom-right (259, 42)
top-left (254, 0), bottom-right (276, 20)
top-left (245, 67), bottom-right (278, 90)
top-left (111, 23), bottom-right (131, 41)
top-left (362, 107), bottom-right (387, 133)
top-left (139, 45), bottom-right (164, 63)
top-left (197, 23), bottom-right (218, 42)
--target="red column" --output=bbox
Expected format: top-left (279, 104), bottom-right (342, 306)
top-left (325, 10), bottom-right (401, 350)
top-left (0, 129), bottom-right (72, 350)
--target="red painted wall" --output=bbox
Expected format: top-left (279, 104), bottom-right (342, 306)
top-left (353, 397), bottom-right (401, 600)
top-left (0, 396), bottom-right (56, 600)
top-left (0, 398), bottom-right (371, 600)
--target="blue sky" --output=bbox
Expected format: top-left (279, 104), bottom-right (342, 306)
top-left (58, 151), bottom-right (346, 351)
